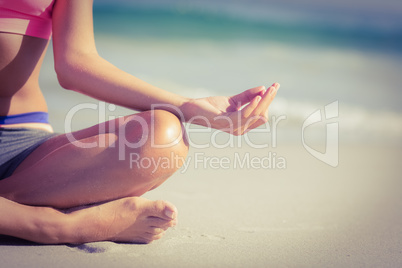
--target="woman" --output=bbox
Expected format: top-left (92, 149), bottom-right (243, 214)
top-left (0, 0), bottom-right (279, 244)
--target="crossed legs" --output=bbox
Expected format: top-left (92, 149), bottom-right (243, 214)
top-left (0, 109), bottom-right (189, 243)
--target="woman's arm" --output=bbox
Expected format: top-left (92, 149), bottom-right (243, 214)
top-left (52, 0), bottom-right (278, 134)
top-left (52, 0), bottom-right (187, 116)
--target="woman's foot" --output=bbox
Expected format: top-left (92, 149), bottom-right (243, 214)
top-left (69, 197), bottom-right (178, 244)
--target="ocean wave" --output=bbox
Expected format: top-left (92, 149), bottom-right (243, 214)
top-left (271, 97), bottom-right (402, 142)
top-left (93, 0), bottom-right (402, 47)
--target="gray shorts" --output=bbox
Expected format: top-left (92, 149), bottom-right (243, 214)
top-left (0, 128), bottom-right (58, 180)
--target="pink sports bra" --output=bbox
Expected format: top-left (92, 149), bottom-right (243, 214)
top-left (0, 0), bottom-right (55, 40)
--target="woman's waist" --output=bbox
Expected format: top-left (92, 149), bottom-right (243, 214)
top-left (0, 111), bottom-right (49, 124)
top-left (0, 112), bottom-right (54, 133)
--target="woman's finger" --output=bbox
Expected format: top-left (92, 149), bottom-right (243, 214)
top-left (230, 86), bottom-right (266, 108)
top-left (240, 83), bottom-right (279, 133)
top-left (243, 116), bottom-right (267, 133)
top-left (237, 114), bottom-right (266, 135)
top-left (252, 83), bottom-right (279, 115)
top-left (239, 95), bottom-right (262, 119)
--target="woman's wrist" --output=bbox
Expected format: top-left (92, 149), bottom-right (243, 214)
top-left (178, 97), bottom-right (199, 123)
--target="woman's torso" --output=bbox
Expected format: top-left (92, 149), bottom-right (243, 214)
top-left (0, 0), bottom-right (55, 131)
top-left (0, 33), bottom-right (49, 114)
top-left (0, 33), bottom-right (52, 131)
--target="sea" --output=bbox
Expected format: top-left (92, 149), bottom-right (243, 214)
top-left (40, 0), bottom-right (402, 145)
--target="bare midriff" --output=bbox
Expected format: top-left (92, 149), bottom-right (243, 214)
top-left (0, 32), bottom-right (53, 132)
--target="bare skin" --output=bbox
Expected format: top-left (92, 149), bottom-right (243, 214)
top-left (1, 110), bottom-right (189, 208)
top-left (0, 0), bottom-right (279, 244)
top-left (0, 196), bottom-right (178, 244)
top-left (0, 33), bottom-right (187, 244)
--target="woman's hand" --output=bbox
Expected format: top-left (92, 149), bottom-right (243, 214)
top-left (181, 83), bottom-right (279, 135)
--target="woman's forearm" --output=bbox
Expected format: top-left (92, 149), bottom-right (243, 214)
top-left (56, 52), bottom-right (191, 117)
top-left (51, 0), bottom-right (277, 132)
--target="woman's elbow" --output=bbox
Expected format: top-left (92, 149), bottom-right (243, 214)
top-left (55, 51), bottom-right (94, 90)
top-left (55, 52), bottom-right (98, 91)
top-left (55, 60), bottom-right (75, 90)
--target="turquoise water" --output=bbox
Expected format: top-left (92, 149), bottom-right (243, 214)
top-left (41, 0), bottom-right (402, 143)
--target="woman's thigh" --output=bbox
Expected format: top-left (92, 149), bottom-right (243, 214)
top-left (0, 110), bottom-right (188, 208)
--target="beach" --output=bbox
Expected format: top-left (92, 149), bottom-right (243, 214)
top-left (1, 0), bottom-right (402, 266)
top-left (1, 143), bottom-right (401, 267)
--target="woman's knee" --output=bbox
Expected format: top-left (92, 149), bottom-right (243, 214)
top-left (118, 110), bottom-right (189, 179)
top-left (147, 109), bottom-right (189, 153)
top-left (116, 109), bottom-right (185, 148)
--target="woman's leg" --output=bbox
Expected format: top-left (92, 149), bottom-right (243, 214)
top-left (66, 197), bottom-right (179, 244)
top-left (0, 109), bottom-right (189, 208)
top-left (0, 196), bottom-right (178, 244)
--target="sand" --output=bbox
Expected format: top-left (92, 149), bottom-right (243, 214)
top-left (1, 142), bottom-right (401, 267)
